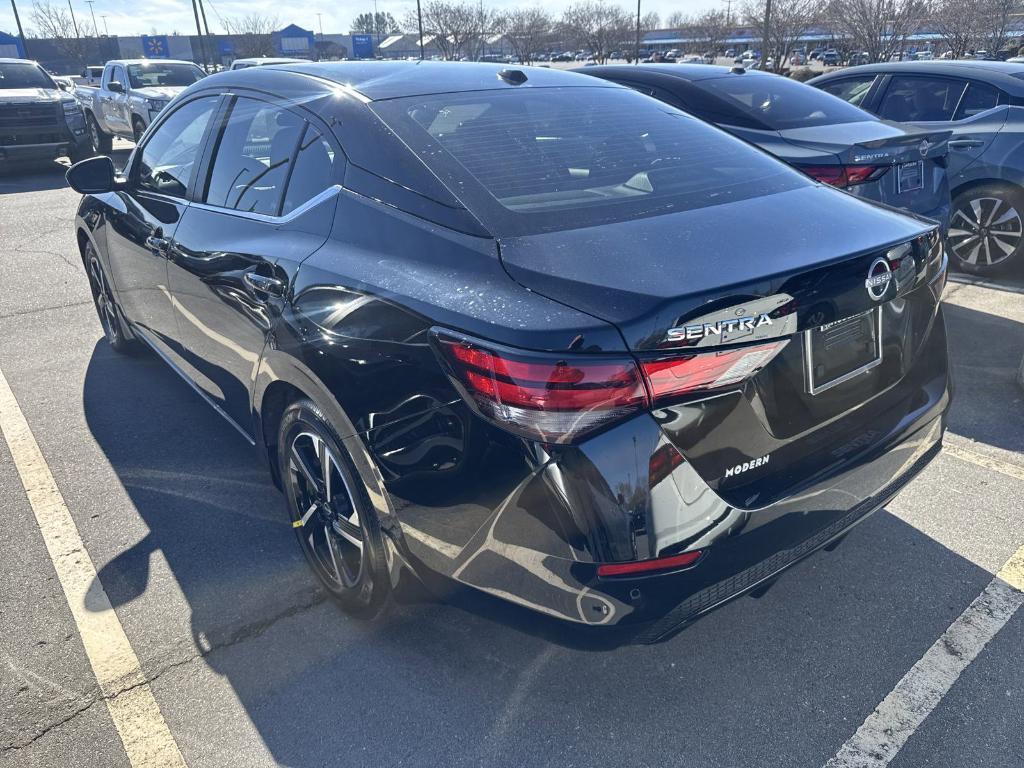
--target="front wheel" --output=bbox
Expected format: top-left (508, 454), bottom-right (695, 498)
top-left (132, 116), bottom-right (146, 144)
top-left (949, 184), bottom-right (1024, 274)
top-left (278, 399), bottom-right (391, 618)
top-left (85, 242), bottom-right (138, 354)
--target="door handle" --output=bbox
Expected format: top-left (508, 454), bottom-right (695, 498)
top-left (243, 272), bottom-right (286, 299)
top-left (948, 139), bottom-right (985, 150)
top-left (145, 235), bottom-right (170, 254)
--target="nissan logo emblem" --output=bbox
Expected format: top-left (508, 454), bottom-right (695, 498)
top-left (865, 257), bottom-right (893, 301)
top-left (919, 139), bottom-right (931, 158)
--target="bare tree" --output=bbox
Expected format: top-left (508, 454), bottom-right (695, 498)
top-left (642, 11), bottom-right (661, 31)
top-left (826, 0), bottom-right (925, 64)
top-left (690, 9), bottom-right (730, 54)
top-left (932, 0), bottom-right (981, 59)
top-left (405, 1), bottom-right (481, 60)
top-left (665, 11), bottom-right (691, 28)
top-left (351, 12), bottom-right (402, 38)
top-left (29, 1), bottom-right (90, 64)
top-left (222, 14), bottom-right (279, 58)
top-left (496, 7), bottom-right (552, 63)
top-left (560, 0), bottom-right (632, 63)
top-left (743, 0), bottom-right (820, 71)
top-left (978, 0), bottom-right (1023, 55)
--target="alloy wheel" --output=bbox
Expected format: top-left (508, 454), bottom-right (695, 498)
top-left (88, 254), bottom-right (119, 343)
top-left (88, 115), bottom-right (102, 154)
top-left (948, 196), bottom-right (1023, 269)
top-left (286, 430), bottom-right (364, 589)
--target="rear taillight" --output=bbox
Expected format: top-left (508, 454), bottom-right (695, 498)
top-left (800, 164), bottom-right (890, 188)
top-left (641, 341), bottom-right (787, 402)
top-left (433, 332), bottom-right (787, 444)
top-left (597, 549), bottom-right (703, 577)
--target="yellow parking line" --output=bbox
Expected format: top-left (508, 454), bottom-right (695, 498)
top-left (0, 365), bottom-right (187, 767)
top-left (943, 442), bottom-right (1024, 483)
top-left (823, 542), bottom-right (1024, 767)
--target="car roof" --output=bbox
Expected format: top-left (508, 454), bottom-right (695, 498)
top-left (583, 63), bottom-right (773, 84)
top-left (238, 61), bottom-right (620, 101)
top-left (233, 57), bottom-right (304, 65)
top-left (0, 58), bottom-right (42, 65)
top-left (811, 60), bottom-right (1024, 94)
top-left (107, 59), bottom-right (199, 66)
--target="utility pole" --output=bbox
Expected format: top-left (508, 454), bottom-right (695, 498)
top-left (101, 13), bottom-right (109, 36)
top-left (67, 0), bottom-right (81, 39)
top-left (722, 0), bottom-right (733, 27)
top-left (85, 0), bottom-right (98, 36)
top-left (10, 0), bottom-right (29, 58)
top-left (762, 0), bottom-right (772, 67)
top-left (190, 0), bottom-right (208, 70)
top-left (634, 0), bottom-right (641, 64)
top-left (316, 12), bottom-right (323, 37)
top-left (197, 0), bottom-right (213, 65)
top-left (416, 0), bottom-right (424, 60)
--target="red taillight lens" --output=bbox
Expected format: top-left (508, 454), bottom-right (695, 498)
top-left (641, 341), bottom-right (787, 402)
top-left (597, 549), bottom-right (703, 577)
top-left (434, 332), bottom-right (787, 443)
top-left (435, 334), bottom-right (648, 443)
top-left (800, 164), bottom-right (890, 188)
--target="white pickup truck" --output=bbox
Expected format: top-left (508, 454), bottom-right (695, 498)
top-left (74, 58), bottom-right (205, 151)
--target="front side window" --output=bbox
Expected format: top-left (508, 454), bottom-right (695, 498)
top-left (817, 76), bottom-right (878, 108)
top-left (126, 62), bottom-right (205, 89)
top-left (0, 62), bottom-right (53, 89)
top-left (136, 96), bottom-right (218, 197)
top-left (204, 97), bottom-right (305, 215)
top-left (372, 86), bottom-right (807, 235)
top-left (878, 76), bottom-right (968, 122)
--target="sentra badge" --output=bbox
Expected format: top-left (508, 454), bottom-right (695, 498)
top-left (666, 313), bottom-right (773, 342)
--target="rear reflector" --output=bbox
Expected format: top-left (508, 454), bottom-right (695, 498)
top-left (642, 341), bottom-right (787, 401)
top-left (597, 550), bottom-right (703, 577)
top-left (800, 164), bottom-right (890, 188)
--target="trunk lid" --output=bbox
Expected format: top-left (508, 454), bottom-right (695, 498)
top-left (498, 184), bottom-right (944, 506)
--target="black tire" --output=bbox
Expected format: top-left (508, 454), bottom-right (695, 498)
top-left (86, 112), bottom-right (113, 154)
top-left (949, 184), bottom-right (1024, 275)
top-left (278, 399), bottom-right (391, 618)
top-left (84, 242), bottom-right (138, 354)
top-left (132, 116), bottom-right (146, 145)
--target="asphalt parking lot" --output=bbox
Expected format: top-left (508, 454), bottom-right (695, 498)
top-left (0, 151), bottom-right (1022, 768)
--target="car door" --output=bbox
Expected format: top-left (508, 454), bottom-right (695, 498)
top-left (104, 94), bottom-right (221, 353)
top-left (165, 94), bottom-right (341, 435)
top-left (102, 64), bottom-right (130, 134)
top-left (874, 74), bottom-right (1005, 179)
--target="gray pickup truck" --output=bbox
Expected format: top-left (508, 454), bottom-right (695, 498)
top-left (74, 58), bottom-right (205, 150)
top-left (0, 58), bottom-right (91, 169)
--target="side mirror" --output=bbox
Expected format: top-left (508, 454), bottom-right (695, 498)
top-left (108, 80), bottom-right (124, 93)
top-left (66, 156), bottom-right (117, 194)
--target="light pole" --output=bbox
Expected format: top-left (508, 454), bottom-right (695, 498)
top-left (100, 13), bottom-right (108, 36)
top-left (9, 0), bottom-right (29, 57)
top-left (416, 0), bottom-right (424, 60)
top-left (85, 0), bottom-right (98, 36)
top-left (67, 0), bottom-right (81, 39)
top-left (316, 12), bottom-right (323, 37)
top-left (762, 0), bottom-right (772, 68)
top-left (634, 0), bottom-right (640, 64)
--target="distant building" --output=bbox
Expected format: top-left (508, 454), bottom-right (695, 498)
top-left (0, 30), bottom-right (26, 58)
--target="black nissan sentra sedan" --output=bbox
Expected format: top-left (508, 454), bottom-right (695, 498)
top-left (66, 62), bottom-right (951, 641)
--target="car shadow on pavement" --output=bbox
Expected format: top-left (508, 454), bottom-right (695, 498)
top-left (78, 333), bottom-right (1003, 767)
top-left (942, 301), bottom-right (1024, 455)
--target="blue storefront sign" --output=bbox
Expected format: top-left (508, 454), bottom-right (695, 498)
top-left (0, 30), bottom-right (26, 58)
top-left (352, 34), bottom-right (374, 59)
top-left (142, 34), bottom-right (170, 59)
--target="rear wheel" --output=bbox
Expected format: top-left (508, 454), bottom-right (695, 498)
top-left (86, 112), bottom-right (113, 154)
top-left (278, 399), bottom-right (391, 618)
top-left (949, 184), bottom-right (1024, 274)
top-left (85, 242), bottom-right (137, 354)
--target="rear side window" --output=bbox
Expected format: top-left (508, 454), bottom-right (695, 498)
top-left (137, 96), bottom-right (218, 197)
top-left (955, 82), bottom-right (999, 119)
top-left (281, 126), bottom-right (337, 214)
top-left (694, 73), bottom-right (874, 129)
top-left (878, 76), bottom-right (967, 122)
top-left (817, 76), bottom-right (877, 108)
top-left (204, 97), bottom-right (304, 215)
top-left (372, 86), bottom-right (807, 235)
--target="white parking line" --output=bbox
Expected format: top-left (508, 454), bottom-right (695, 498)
top-left (0, 365), bottom-right (187, 767)
top-left (824, 546), bottom-right (1024, 767)
top-left (944, 442), bottom-right (1024, 483)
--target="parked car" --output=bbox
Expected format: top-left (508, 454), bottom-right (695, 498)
top-left (66, 62), bottom-right (949, 638)
top-left (811, 60), bottom-right (1024, 273)
top-left (75, 59), bottom-right (206, 148)
top-left (230, 57), bottom-right (305, 70)
top-left (77, 65), bottom-right (104, 86)
top-left (0, 58), bottom-right (91, 168)
top-left (822, 50), bottom-right (841, 66)
top-left (582, 64), bottom-right (951, 232)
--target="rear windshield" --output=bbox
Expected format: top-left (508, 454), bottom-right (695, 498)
top-left (0, 62), bottom-right (54, 90)
top-left (372, 86), bottom-right (808, 235)
top-left (696, 73), bottom-right (874, 130)
top-left (126, 63), bottom-right (205, 88)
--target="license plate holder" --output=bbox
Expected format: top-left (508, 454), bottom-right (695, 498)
top-left (804, 308), bottom-right (882, 395)
top-left (897, 160), bottom-right (924, 193)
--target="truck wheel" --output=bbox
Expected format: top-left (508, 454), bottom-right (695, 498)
top-left (87, 113), bottom-right (113, 155)
top-left (132, 116), bottom-right (146, 144)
